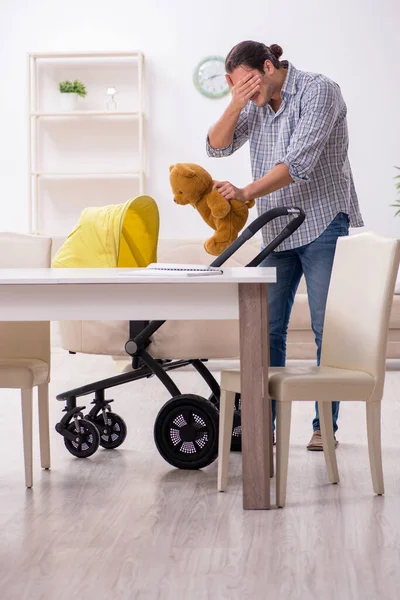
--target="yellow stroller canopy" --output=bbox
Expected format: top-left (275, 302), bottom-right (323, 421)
top-left (52, 195), bottom-right (159, 268)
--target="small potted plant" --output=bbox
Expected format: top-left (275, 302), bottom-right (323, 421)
top-left (58, 80), bottom-right (87, 111)
top-left (393, 167), bottom-right (400, 217)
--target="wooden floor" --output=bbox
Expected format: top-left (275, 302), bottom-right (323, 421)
top-left (1, 347), bottom-right (400, 600)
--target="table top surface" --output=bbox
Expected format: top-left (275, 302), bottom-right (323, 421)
top-left (0, 267), bottom-right (277, 285)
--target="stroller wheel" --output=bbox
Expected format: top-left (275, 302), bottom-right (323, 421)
top-left (229, 392), bottom-right (242, 451)
top-left (230, 409), bottom-right (242, 452)
top-left (64, 419), bottom-right (100, 458)
top-left (154, 394), bottom-right (219, 470)
top-left (94, 412), bottom-right (127, 450)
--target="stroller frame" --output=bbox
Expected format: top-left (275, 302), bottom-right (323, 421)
top-left (55, 206), bottom-right (305, 466)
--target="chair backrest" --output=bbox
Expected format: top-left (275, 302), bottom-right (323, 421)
top-left (321, 232), bottom-right (400, 398)
top-left (0, 232), bottom-right (52, 267)
top-left (0, 233), bottom-right (52, 363)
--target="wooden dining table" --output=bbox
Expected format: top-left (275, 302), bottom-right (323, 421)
top-left (0, 265), bottom-right (276, 509)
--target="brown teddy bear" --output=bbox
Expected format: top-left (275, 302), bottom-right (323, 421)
top-left (169, 163), bottom-right (255, 255)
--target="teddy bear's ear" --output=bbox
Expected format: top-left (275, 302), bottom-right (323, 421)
top-left (169, 165), bottom-right (175, 173)
top-left (174, 163), bottom-right (196, 178)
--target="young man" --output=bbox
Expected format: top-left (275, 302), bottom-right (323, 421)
top-left (206, 40), bottom-right (364, 450)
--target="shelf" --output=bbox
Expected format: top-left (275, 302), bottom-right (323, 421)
top-left (32, 172), bottom-right (141, 178)
top-left (31, 111), bottom-right (142, 118)
top-left (30, 51), bottom-right (143, 60)
top-left (29, 50), bottom-right (145, 234)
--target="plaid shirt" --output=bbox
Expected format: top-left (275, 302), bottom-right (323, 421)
top-left (206, 62), bottom-right (364, 250)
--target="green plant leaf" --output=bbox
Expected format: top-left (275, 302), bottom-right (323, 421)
top-left (59, 80), bottom-right (75, 93)
top-left (72, 79), bottom-right (87, 98)
top-left (393, 167), bottom-right (400, 215)
top-left (58, 79), bottom-right (87, 97)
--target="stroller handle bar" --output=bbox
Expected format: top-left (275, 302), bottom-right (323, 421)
top-left (210, 206), bottom-right (306, 268)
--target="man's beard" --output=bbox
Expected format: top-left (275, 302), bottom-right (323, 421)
top-left (252, 83), bottom-right (274, 107)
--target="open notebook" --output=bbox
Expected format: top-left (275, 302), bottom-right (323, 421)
top-left (117, 263), bottom-right (223, 277)
top-left (147, 263), bottom-right (222, 273)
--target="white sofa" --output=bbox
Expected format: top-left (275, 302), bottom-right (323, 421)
top-left (58, 238), bottom-right (400, 361)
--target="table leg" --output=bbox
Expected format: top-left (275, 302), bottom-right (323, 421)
top-left (238, 282), bottom-right (271, 510)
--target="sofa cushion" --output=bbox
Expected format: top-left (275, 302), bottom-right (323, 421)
top-left (390, 296), bottom-right (400, 328)
top-left (157, 237), bottom-right (262, 267)
top-left (289, 294), bottom-right (312, 330)
top-left (149, 320), bottom-right (241, 360)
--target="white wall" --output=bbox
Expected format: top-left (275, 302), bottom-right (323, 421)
top-left (0, 0), bottom-right (399, 241)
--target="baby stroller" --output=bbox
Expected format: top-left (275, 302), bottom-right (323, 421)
top-left (53, 195), bottom-right (305, 469)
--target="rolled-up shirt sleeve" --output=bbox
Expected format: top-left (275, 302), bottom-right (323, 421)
top-left (278, 80), bottom-right (342, 182)
top-left (206, 108), bottom-right (249, 157)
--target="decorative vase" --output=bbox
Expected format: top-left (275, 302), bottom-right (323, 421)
top-left (60, 93), bottom-right (78, 111)
top-left (106, 87), bottom-right (117, 111)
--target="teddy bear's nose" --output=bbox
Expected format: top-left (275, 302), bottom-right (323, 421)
top-left (173, 198), bottom-right (177, 203)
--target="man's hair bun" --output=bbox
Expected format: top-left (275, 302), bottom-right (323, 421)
top-left (269, 44), bottom-right (283, 59)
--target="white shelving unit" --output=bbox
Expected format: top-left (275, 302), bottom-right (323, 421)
top-left (28, 51), bottom-right (145, 243)
top-left (31, 111), bottom-right (141, 117)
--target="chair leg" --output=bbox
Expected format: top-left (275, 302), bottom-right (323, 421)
top-left (217, 390), bottom-right (236, 492)
top-left (38, 383), bottom-right (51, 470)
top-left (21, 388), bottom-right (33, 488)
top-left (319, 401), bottom-right (339, 484)
top-left (276, 401), bottom-right (292, 508)
top-left (366, 402), bottom-right (384, 495)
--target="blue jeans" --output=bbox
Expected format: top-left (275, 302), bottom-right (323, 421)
top-left (260, 212), bottom-right (350, 433)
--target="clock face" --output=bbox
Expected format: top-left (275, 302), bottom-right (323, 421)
top-left (193, 55), bottom-right (230, 99)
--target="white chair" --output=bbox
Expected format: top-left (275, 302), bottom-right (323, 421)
top-left (0, 233), bottom-right (52, 487)
top-left (218, 232), bottom-right (400, 507)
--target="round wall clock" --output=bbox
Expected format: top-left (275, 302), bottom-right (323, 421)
top-left (193, 55), bottom-right (230, 99)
